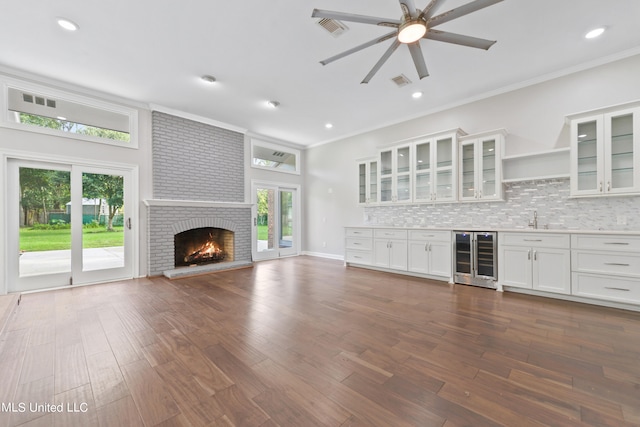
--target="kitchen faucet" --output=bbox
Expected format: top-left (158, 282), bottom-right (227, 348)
top-left (528, 210), bottom-right (538, 229)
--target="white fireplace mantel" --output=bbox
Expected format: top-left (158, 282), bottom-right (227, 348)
top-left (143, 199), bottom-right (253, 209)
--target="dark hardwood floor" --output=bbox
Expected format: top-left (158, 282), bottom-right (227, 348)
top-left (1, 256), bottom-right (640, 426)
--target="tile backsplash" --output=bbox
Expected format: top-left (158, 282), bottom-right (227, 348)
top-left (363, 178), bottom-right (640, 231)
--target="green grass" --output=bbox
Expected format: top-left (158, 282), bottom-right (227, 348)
top-left (19, 227), bottom-right (124, 252)
top-left (257, 224), bottom-right (292, 241)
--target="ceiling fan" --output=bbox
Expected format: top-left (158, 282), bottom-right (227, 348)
top-left (312, 0), bottom-right (503, 83)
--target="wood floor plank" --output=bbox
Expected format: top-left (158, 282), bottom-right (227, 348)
top-left (2, 256), bottom-right (639, 427)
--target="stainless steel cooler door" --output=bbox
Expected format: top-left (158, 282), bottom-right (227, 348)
top-left (475, 232), bottom-right (497, 280)
top-left (454, 232), bottom-right (472, 276)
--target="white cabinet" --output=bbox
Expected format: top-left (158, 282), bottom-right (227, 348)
top-left (571, 234), bottom-right (640, 304)
top-left (373, 229), bottom-right (408, 270)
top-left (499, 233), bottom-right (571, 294)
top-left (379, 145), bottom-right (412, 203)
top-left (357, 159), bottom-right (378, 205)
top-left (345, 228), bottom-right (373, 265)
top-left (568, 105), bottom-right (640, 197)
top-left (413, 131), bottom-right (461, 202)
top-left (407, 230), bottom-right (451, 278)
top-left (459, 130), bottom-right (506, 201)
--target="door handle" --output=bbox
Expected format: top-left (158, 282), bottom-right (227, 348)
top-left (126, 218), bottom-right (132, 230)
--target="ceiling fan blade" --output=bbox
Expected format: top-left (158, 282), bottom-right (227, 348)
top-left (398, 0), bottom-right (418, 20)
top-left (419, 0), bottom-right (446, 20)
top-left (427, 0), bottom-right (503, 28)
top-left (312, 9), bottom-right (400, 27)
top-left (362, 40), bottom-right (401, 84)
top-left (408, 43), bottom-right (429, 79)
top-left (319, 31), bottom-right (397, 66)
top-left (424, 29), bottom-right (496, 50)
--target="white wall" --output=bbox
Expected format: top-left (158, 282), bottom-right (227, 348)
top-left (303, 54), bottom-right (640, 258)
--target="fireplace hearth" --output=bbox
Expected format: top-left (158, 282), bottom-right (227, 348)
top-left (174, 227), bottom-right (234, 268)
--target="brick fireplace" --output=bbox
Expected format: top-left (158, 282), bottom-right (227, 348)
top-left (147, 111), bottom-right (252, 278)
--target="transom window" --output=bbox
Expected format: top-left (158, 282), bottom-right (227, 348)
top-left (251, 139), bottom-right (300, 174)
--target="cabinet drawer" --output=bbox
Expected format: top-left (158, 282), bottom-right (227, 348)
top-left (572, 272), bottom-right (640, 304)
top-left (571, 234), bottom-right (640, 251)
top-left (572, 251), bottom-right (640, 276)
top-left (500, 233), bottom-right (569, 248)
top-left (345, 250), bottom-right (372, 265)
top-left (408, 230), bottom-right (451, 242)
top-left (346, 237), bottom-right (373, 251)
top-left (374, 229), bottom-right (408, 239)
top-left (346, 228), bottom-right (373, 238)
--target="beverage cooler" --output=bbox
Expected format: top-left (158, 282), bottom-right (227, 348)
top-left (453, 231), bottom-right (497, 288)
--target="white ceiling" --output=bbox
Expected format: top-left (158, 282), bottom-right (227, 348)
top-left (1, 0), bottom-right (639, 147)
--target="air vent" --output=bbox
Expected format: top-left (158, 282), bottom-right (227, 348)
top-left (391, 74), bottom-right (412, 87)
top-left (272, 151), bottom-right (286, 157)
top-left (317, 18), bottom-right (349, 37)
top-left (21, 92), bottom-right (57, 108)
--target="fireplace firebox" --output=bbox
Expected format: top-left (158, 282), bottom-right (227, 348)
top-left (174, 227), bottom-right (234, 268)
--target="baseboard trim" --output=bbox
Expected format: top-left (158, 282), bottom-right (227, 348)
top-left (302, 251), bottom-right (344, 261)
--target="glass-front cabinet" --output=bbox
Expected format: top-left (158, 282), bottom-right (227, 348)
top-left (378, 145), bottom-right (412, 203)
top-left (413, 131), bottom-right (459, 202)
top-left (458, 130), bottom-right (505, 201)
top-left (569, 105), bottom-right (640, 197)
top-left (358, 158), bottom-right (378, 205)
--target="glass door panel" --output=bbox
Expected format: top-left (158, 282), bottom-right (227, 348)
top-left (18, 166), bottom-right (72, 283)
top-left (380, 177), bottom-right (392, 202)
top-left (396, 175), bottom-right (410, 201)
top-left (415, 173), bottom-right (431, 200)
top-left (436, 170), bottom-right (452, 200)
top-left (481, 139), bottom-right (497, 197)
top-left (436, 137), bottom-right (452, 168)
top-left (577, 120), bottom-right (599, 192)
top-left (81, 172), bottom-right (125, 272)
top-left (253, 184), bottom-right (298, 260)
top-left (358, 163), bottom-right (366, 203)
top-left (397, 146), bottom-right (410, 173)
top-left (369, 161), bottom-right (377, 203)
top-left (461, 143), bottom-right (476, 198)
top-left (279, 190), bottom-right (293, 250)
top-left (609, 113), bottom-right (634, 190)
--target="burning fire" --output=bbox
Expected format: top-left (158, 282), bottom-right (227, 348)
top-left (184, 234), bottom-right (226, 264)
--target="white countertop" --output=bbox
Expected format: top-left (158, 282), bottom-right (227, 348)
top-left (344, 225), bottom-right (640, 236)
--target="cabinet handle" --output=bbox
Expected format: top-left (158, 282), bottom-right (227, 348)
top-left (605, 287), bottom-right (630, 292)
top-left (607, 181), bottom-right (611, 191)
top-left (605, 242), bottom-right (630, 245)
top-left (354, 256), bottom-right (362, 259)
top-left (389, 241), bottom-right (393, 249)
top-left (604, 262), bottom-right (630, 266)
top-left (599, 181), bottom-right (603, 192)
top-left (528, 249), bottom-right (531, 260)
top-left (533, 250), bottom-right (537, 261)
top-left (353, 242), bottom-right (361, 246)
top-left (428, 243), bottom-right (432, 252)
top-left (478, 190), bottom-right (482, 199)
top-left (425, 243), bottom-right (429, 252)
top-left (524, 239), bottom-right (542, 242)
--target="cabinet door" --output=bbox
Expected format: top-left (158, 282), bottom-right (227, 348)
top-left (571, 115), bottom-right (604, 196)
top-left (499, 246), bottom-right (532, 288)
top-left (434, 135), bottom-right (456, 201)
top-left (389, 239), bottom-right (408, 270)
top-left (379, 149), bottom-right (393, 202)
top-left (408, 240), bottom-right (429, 274)
top-left (358, 162), bottom-right (367, 204)
top-left (396, 146), bottom-right (412, 202)
top-left (479, 137), bottom-right (500, 200)
top-left (532, 248), bottom-right (571, 294)
top-left (414, 141), bottom-right (432, 202)
top-left (604, 108), bottom-right (638, 194)
top-left (368, 160), bottom-right (378, 203)
top-left (459, 140), bottom-right (477, 200)
top-left (373, 239), bottom-right (390, 268)
top-left (429, 240), bottom-right (452, 278)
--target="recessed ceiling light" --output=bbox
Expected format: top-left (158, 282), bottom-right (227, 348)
top-left (412, 91), bottom-right (423, 99)
top-left (201, 75), bottom-right (216, 84)
top-left (57, 18), bottom-right (79, 31)
top-left (585, 27), bottom-right (605, 39)
top-left (267, 101), bottom-right (280, 108)
top-left (56, 116), bottom-right (67, 121)
top-left (325, 123), bottom-right (333, 129)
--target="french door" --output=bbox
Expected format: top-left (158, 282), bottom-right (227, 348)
top-left (7, 159), bottom-right (134, 292)
top-left (252, 182), bottom-right (299, 261)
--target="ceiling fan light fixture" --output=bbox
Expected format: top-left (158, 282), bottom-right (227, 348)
top-left (397, 19), bottom-right (426, 44)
